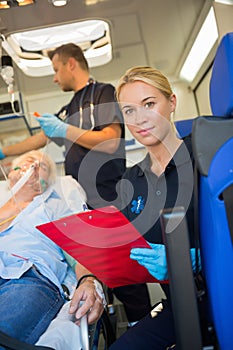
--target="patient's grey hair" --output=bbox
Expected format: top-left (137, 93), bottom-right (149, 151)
top-left (11, 150), bottom-right (57, 186)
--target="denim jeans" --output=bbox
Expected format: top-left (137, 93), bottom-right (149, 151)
top-left (0, 266), bottom-right (64, 346)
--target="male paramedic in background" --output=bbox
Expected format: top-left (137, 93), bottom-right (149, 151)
top-left (0, 43), bottom-right (125, 210)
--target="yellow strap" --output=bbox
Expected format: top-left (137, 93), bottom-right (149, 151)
top-left (0, 215), bottom-right (17, 226)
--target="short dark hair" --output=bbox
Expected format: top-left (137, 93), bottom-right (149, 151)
top-left (47, 43), bottom-right (89, 72)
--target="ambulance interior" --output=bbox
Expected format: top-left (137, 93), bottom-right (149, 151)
top-left (0, 0), bottom-right (233, 349)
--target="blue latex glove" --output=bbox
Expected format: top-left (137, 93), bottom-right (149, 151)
top-left (130, 243), bottom-right (201, 281)
top-left (0, 149), bottom-right (6, 160)
top-left (36, 113), bottom-right (68, 138)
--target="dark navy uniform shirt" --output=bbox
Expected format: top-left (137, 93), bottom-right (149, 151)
top-left (118, 136), bottom-right (195, 247)
top-left (53, 81), bottom-right (126, 209)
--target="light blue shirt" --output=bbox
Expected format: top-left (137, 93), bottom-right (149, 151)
top-left (0, 183), bottom-right (84, 295)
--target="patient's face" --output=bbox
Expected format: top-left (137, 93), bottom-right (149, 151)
top-left (8, 154), bottom-right (50, 193)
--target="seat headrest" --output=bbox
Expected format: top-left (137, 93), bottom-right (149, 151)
top-left (209, 32), bottom-right (233, 117)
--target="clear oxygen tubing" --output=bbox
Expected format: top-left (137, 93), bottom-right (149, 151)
top-left (0, 111), bottom-right (54, 209)
top-left (0, 162), bottom-right (35, 208)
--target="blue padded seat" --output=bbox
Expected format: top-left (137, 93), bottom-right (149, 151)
top-left (192, 120), bottom-right (233, 350)
top-left (174, 118), bottom-right (194, 138)
top-left (192, 32), bottom-right (233, 350)
top-left (210, 32), bottom-right (233, 117)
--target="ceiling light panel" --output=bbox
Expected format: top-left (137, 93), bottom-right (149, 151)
top-left (10, 20), bottom-right (107, 51)
top-left (0, 1), bottom-right (10, 9)
top-left (180, 7), bottom-right (218, 82)
top-left (49, 0), bottom-right (69, 6)
top-left (2, 19), bottom-right (112, 76)
top-left (0, 0), bottom-right (35, 8)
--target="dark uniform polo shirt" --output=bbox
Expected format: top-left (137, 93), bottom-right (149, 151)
top-left (119, 135), bottom-right (195, 247)
top-left (53, 81), bottom-right (126, 209)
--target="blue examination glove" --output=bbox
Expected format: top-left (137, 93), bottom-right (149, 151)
top-left (36, 113), bottom-right (68, 138)
top-left (130, 243), bottom-right (201, 281)
top-left (0, 149), bottom-right (6, 160)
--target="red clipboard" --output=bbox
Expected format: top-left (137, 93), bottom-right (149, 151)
top-left (36, 206), bottom-right (160, 288)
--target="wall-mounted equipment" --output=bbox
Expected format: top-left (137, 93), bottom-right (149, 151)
top-left (1, 55), bottom-right (14, 90)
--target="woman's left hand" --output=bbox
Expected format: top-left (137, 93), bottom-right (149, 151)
top-left (130, 242), bottom-right (201, 280)
top-left (130, 243), bottom-right (168, 280)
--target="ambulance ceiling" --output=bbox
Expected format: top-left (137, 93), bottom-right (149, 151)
top-left (0, 0), bottom-right (219, 82)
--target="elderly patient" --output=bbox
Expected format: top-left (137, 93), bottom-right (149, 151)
top-left (0, 150), bottom-right (104, 348)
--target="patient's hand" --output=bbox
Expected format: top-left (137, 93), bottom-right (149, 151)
top-left (69, 277), bottom-right (105, 325)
